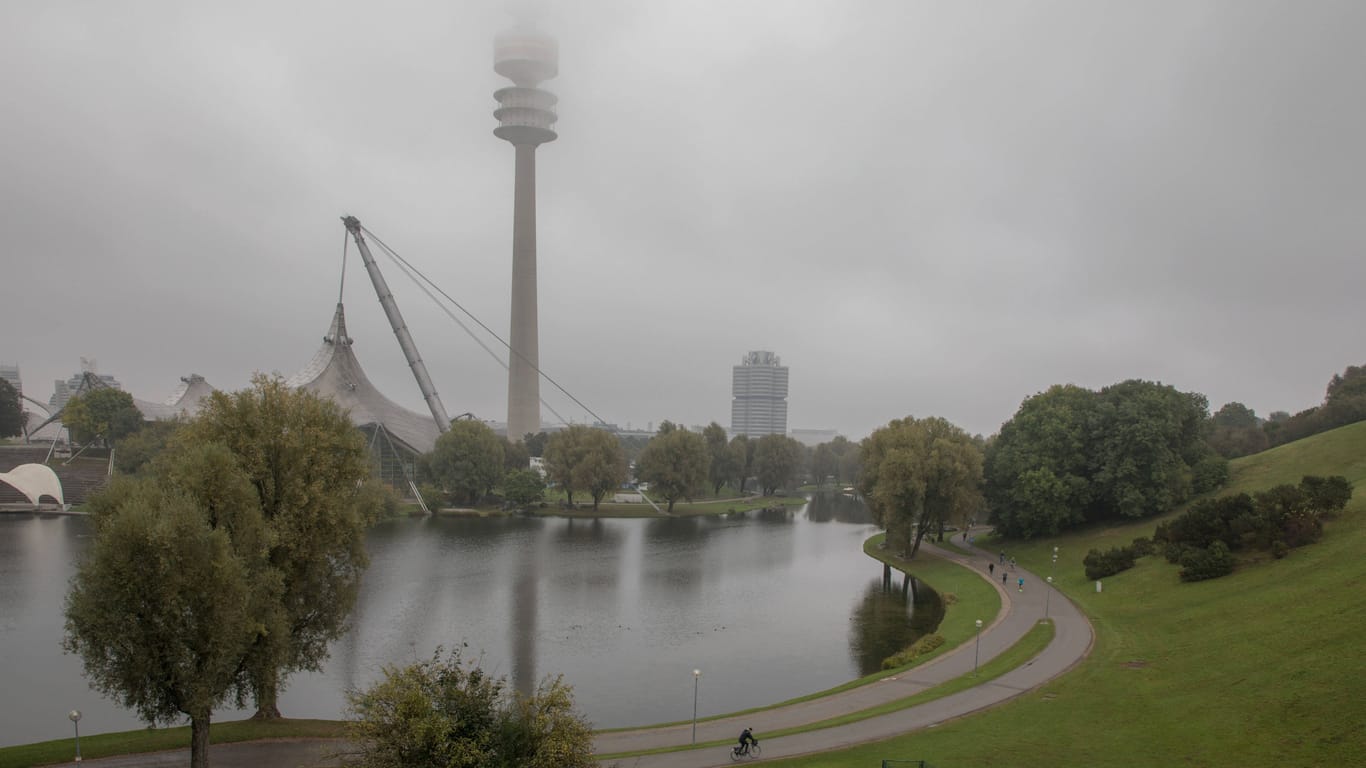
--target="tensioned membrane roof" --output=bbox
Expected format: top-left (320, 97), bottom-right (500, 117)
top-left (0, 463), bottom-right (64, 506)
top-left (132, 373), bottom-right (216, 421)
top-left (285, 303), bottom-right (442, 455)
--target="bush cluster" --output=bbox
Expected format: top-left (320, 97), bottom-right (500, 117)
top-left (881, 634), bottom-right (946, 670)
top-left (1083, 546), bottom-right (1138, 581)
top-left (1153, 475), bottom-right (1352, 581)
top-left (1178, 540), bottom-right (1236, 582)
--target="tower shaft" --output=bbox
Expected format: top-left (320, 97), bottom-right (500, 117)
top-left (506, 143), bottom-right (541, 441)
top-left (494, 23), bottom-right (557, 441)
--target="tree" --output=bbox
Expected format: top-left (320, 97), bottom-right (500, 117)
top-left (346, 648), bottom-right (595, 768)
top-left (729, 435), bottom-right (755, 493)
top-left (543, 426), bottom-right (586, 506)
top-left (1092, 380), bottom-right (1211, 519)
top-left (112, 420), bottom-right (181, 475)
top-left (860, 416), bottom-right (983, 559)
top-left (837, 441), bottom-right (862, 487)
top-left (62, 388), bottom-right (144, 445)
top-left (0, 378), bottom-right (23, 438)
top-left (754, 434), bottom-right (804, 495)
top-left (65, 474), bottom-right (268, 768)
top-left (523, 431), bottom-right (549, 458)
top-left (636, 425), bottom-right (709, 513)
top-left (986, 380), bottom-right (1217, 538)
top-left (502, 468), bottom-right (547, 509)
top-left (427, 419), bottom-right (506, 506)
top-left (984, 384), bottom-right (1097, 538)
top-left (1264, 364), bottom-right (1366, 447)
top-left (503, 437), bottom-right (531, 473)
top-left (1325, 364), bottom-right (1366, 404)
top-left (575, 428), bottom-right (627, 510)
top-left (703, 422), bottom-right (739, 495)
top-left (810, 442), bottom-right (838, 487)
top-left (174, 376), bottom-right (378, 719)
top-left (1205, 402), bottom-right (1268, 459)
top-left (545, 426), bottom-right (628, 510)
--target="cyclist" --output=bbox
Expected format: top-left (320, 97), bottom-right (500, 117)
top-left (735, 727), bottom-right (757, 756)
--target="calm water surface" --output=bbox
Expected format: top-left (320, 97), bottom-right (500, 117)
top-left (0, 494), bottom-right (938, 746)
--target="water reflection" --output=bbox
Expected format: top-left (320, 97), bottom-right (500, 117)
top-left (511, 553), bottom-right (538, 693)
top-left (0, 499), bottom-right (937, 745)
top-left (848, 576), bottom-right (945, 675)
top-left (806, 491), bottom-right (873, 524)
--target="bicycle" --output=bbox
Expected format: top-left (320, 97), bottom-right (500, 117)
top-left (730, 739), bottom-right (761, 761)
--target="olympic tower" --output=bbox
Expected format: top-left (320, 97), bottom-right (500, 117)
top-left (493, 22), bottom-right (557, 441)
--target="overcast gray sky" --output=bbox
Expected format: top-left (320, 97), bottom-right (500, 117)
top-left (3, 0), bottom-right (1363, 440)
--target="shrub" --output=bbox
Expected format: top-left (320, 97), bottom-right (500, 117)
top-left (882, 634), bottom-right (946, 669)
top-left (1164, 542), bottom-right (1191, 564)
top-left (1190, 453), bottom-right (1230, 493)
top-left (348, 647), bottom-right (595, 768)
top-left (1179, 541), bottom-right (1236, 582)
top-left (1130, 536), bottom-right (1156, 557)
top-left (417, 483), bottom-right (446, 509)
top-left (1083, 546), bottom-right (1137, 581)
top-left (1301, 475), bottom-right (1353, 518)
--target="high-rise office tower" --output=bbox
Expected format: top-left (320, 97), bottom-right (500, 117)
top-left (731, 351), bottom-right (789, 437)
top-left (493, 21), bottom-right (558, 440)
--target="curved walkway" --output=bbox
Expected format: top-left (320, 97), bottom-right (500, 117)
top-left (590, 538), bottom-right (1094, 767)
top-left (74, 539), bottom-right (1093, 768)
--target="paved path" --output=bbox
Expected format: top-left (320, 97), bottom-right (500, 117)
top-left (590, 538), bottom-right (1094, 767)
top-left (73, 538), bottom-right (1093, 768)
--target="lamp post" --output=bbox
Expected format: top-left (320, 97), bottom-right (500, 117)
top-left (973, 619), bottom-right (983, 676)
top-left (692, 669), bottom-right (701, 745)
top-left (1045, 576), bottom-right (1054, 620)
top-left (68, 710), bottom-right (82, 763)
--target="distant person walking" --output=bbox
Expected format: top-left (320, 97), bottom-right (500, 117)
top-left (999, 551), bottom-right (1006, 564)
top-left (988, 562), bottom-right (995, 576)
top-left (1018, 576), bottom-right (1025, 593)
top-left (1010, 557), bottom-right (1017, 571)
top-left (1002, 572), bottom-right (1008, 586)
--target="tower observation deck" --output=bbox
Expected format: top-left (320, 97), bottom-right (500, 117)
top-left (494, 23), bottom-right (558, 441)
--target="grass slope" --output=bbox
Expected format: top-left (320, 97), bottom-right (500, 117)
top-left (0, 719), bottom-right (344, 767)
top-left (9, 426), bottom-right (1364, 767)
top-left (766, 420), bottom-right (1366, 768)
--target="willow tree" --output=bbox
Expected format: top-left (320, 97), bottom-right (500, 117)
top-left (859, 416), bottom-right (983, 559)
top-left (636, 425), bottom-right (709, 513)
top-left (174, 375), bottom-right (378, 719)
top-left (544, 425), bottom-right (627, 510)
top-left (65, 463), bottom-right (268, 768)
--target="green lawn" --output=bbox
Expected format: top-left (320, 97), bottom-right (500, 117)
top-left (762, 420), bottom-right (1366, 768)
top-left (0, 719), bottom-right (345, 767)
top-left (10, 424), bottom-right (1366, 767)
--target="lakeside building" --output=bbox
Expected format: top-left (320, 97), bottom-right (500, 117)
top-left (731, 351), bottom-right (789, 437)
top-left (49, 359), bottom-right (122, 412)
top-left (0, 364), bottom-right (20, 397)
top-left (790, 428), bottom-right (839, 447)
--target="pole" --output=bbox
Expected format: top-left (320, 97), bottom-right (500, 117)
top-left (973, 619), bottom-right (983, 676)
top-left (69, 710), bottom-right (82, 763)
top-left (692, 669), bottom-right (700, 745)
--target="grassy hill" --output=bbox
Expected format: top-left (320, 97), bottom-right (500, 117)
top-left (773, 420), bottom-right (1366, 767)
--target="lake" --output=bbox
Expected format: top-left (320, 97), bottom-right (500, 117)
top-left (0, 493), bottom-right (938, 746)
